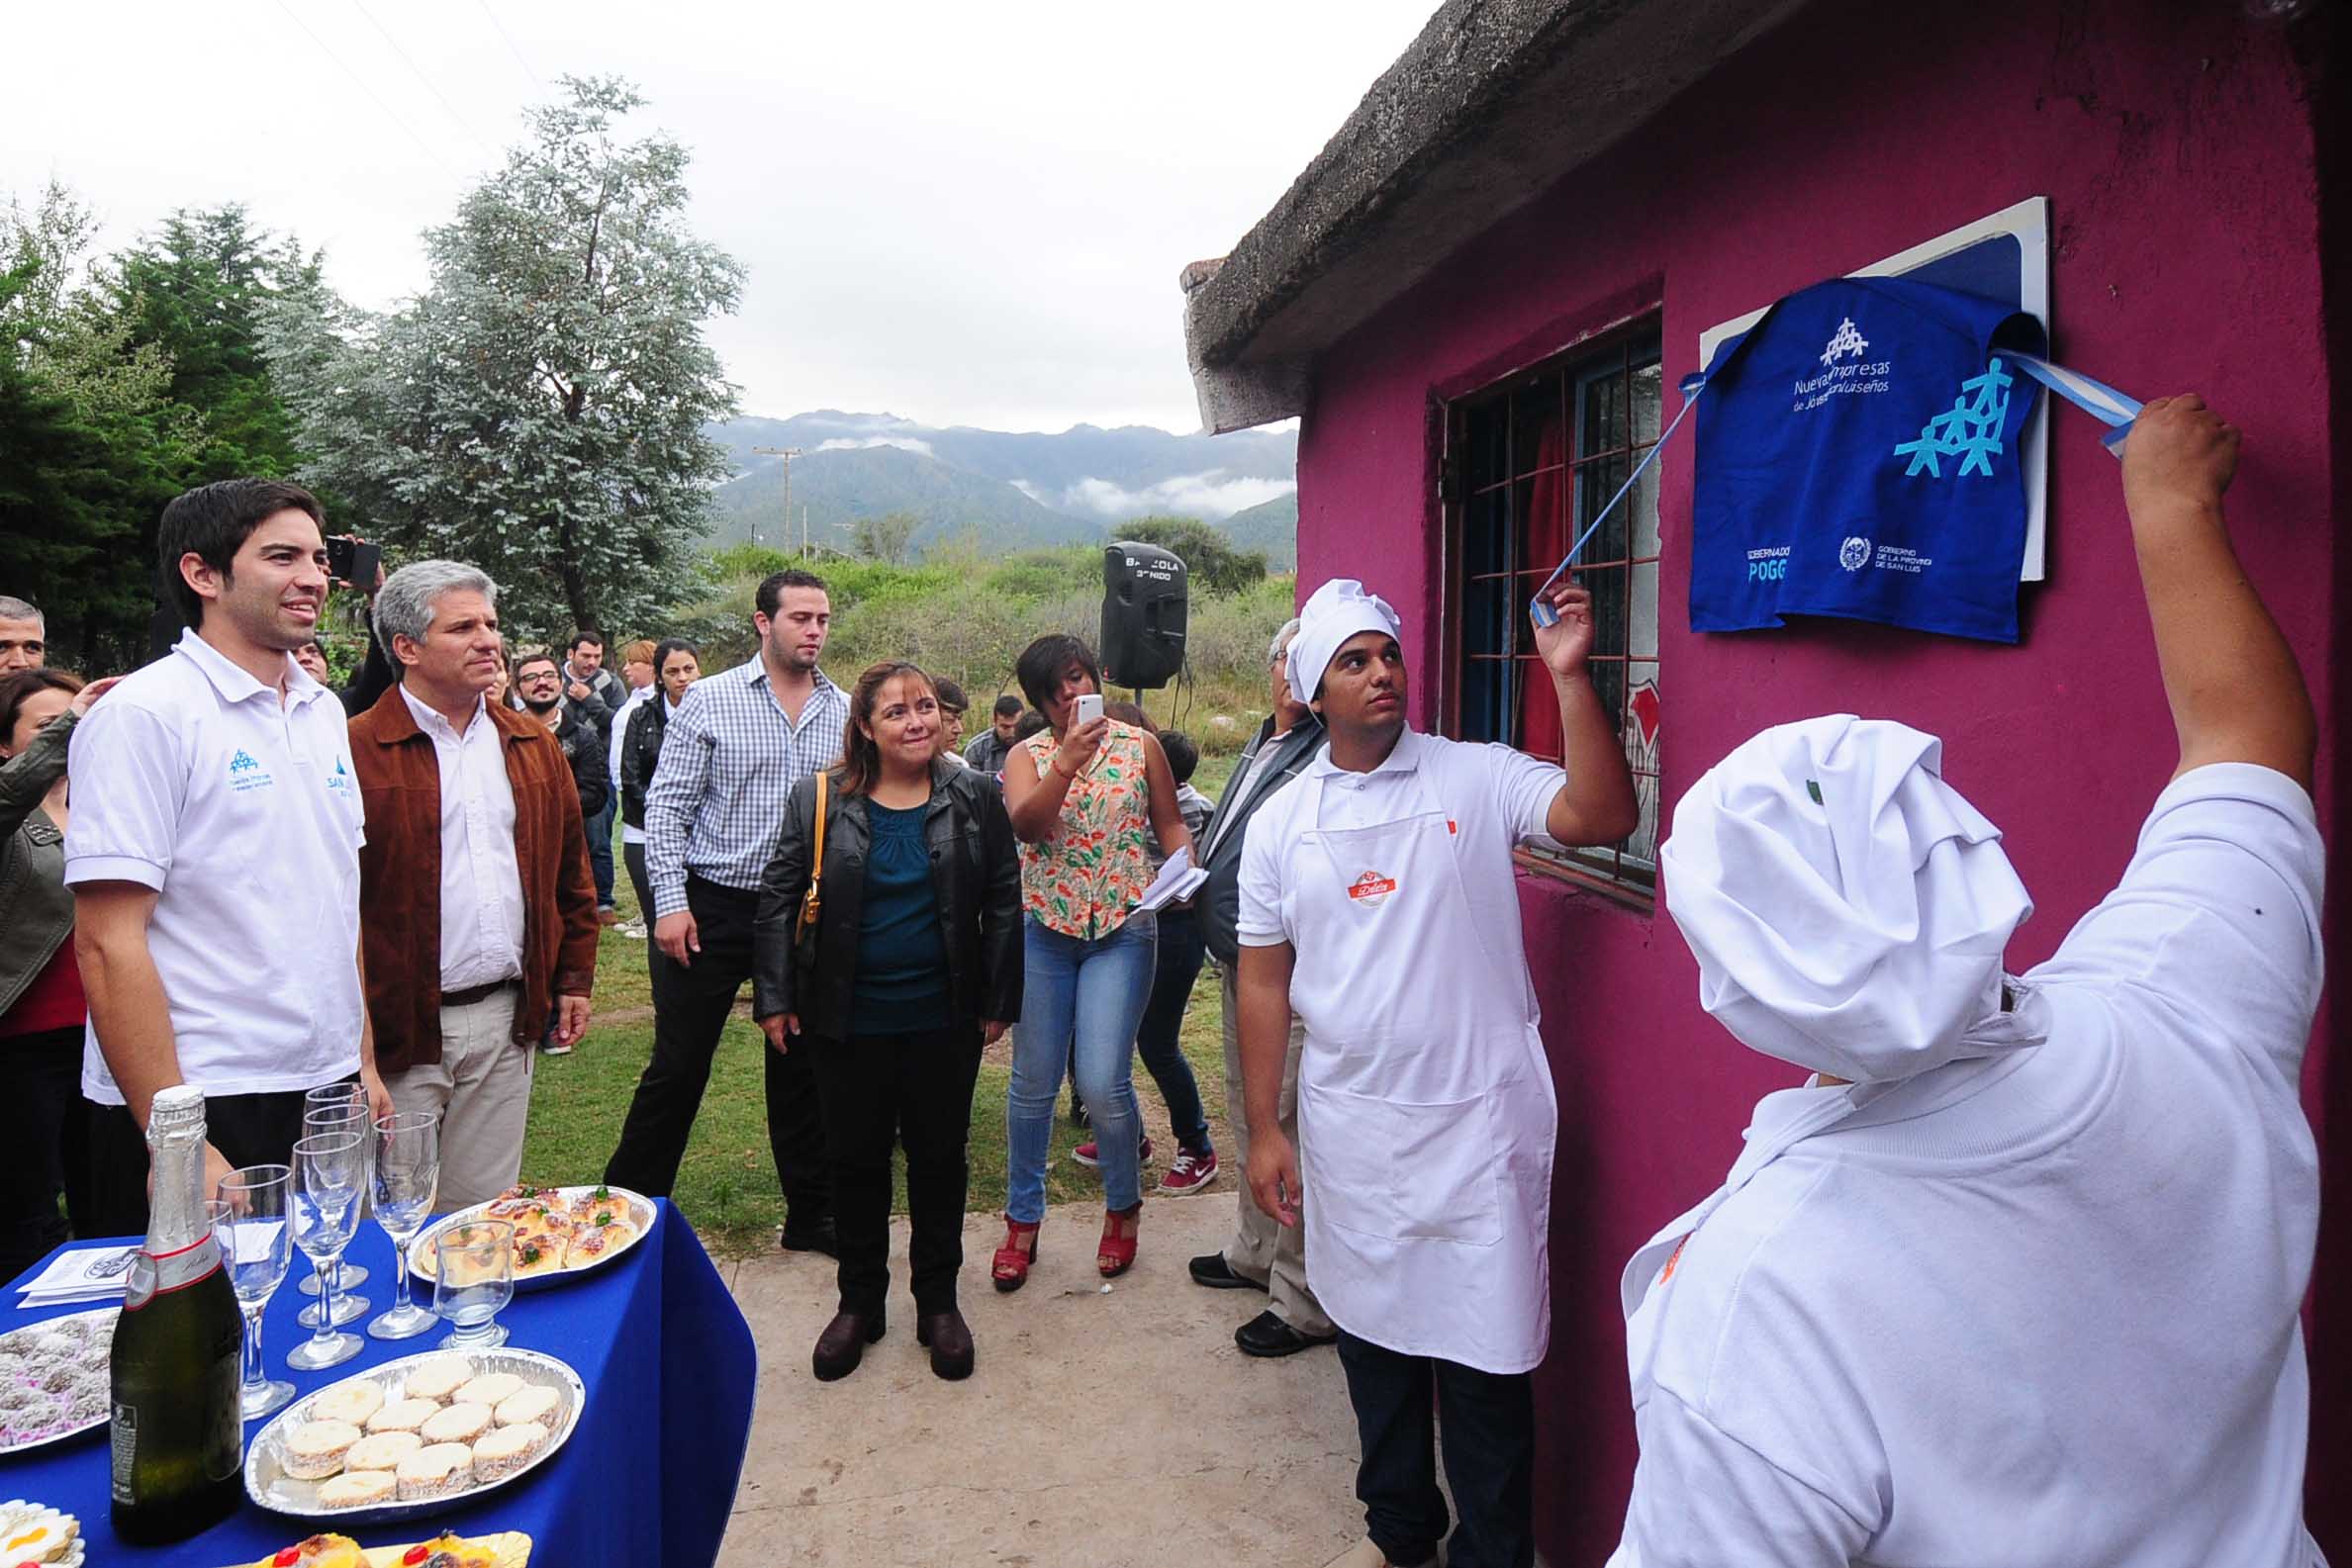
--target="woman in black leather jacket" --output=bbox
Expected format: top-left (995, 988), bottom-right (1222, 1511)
top-left (0, 669), bottom-right (118, 1279)
top-left (753, 660), bottom-right (1021, 1384)
top-left (617, 638), bottom-right (701, 926)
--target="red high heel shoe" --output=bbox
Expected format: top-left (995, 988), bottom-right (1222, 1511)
top-left (1097, 1203), bottom-right (1142, 1278)
top-left (992, 1215), bottom-right (1042, 1292)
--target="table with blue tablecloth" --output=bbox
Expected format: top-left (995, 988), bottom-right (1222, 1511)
top-left (1, 1200), bottom-right (755, 1565)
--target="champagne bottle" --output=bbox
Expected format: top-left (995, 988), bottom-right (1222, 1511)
top-left (110, 1084), bottom-right (244, 1543)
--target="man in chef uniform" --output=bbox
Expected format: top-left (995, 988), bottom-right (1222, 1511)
top-left (1610, 393), bottom-right (2327, 1566)
top-left (1236, 576), bottom-right (1639, 1568)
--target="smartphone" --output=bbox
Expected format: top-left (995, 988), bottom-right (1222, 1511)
top-left (1075, 692), bottom-right (1104, 727)
top-left (326, 536), bottom-right (380, 588)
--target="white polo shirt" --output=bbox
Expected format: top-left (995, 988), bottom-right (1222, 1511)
top-left (65, 629), bottom-right (367, 1104)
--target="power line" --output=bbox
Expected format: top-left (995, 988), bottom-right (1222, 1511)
top-left (347, 0), bottom-right (492, 152)
top-left (269, 0), bottom-right (458, 176)
top-left (473, 0), bottom-right (545, 94)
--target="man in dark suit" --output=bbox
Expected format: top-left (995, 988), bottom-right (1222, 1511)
top-left (1187, 616), bottom-right (1337, 1357)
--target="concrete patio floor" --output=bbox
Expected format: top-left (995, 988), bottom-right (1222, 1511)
top-left (713, 1193), bottom-right (1365, 1567)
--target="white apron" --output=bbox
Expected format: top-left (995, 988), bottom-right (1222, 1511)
top-left (1287, 768), bottom-right (1558, 1374)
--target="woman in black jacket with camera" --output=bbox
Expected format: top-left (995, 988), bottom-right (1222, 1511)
top-left (753, 660), bottom-right (1021, 1383)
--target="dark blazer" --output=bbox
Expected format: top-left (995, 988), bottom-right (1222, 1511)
top-left (349, 687), bottom-right (602, 1074)
top-left (0, 708), bottom-right (77, 1018)
top-left (617, 694), bottom-right (672, 831)
top-left (751, 758), bottom-right (1022, 1042)
top-left (1196, 710), bottom-right (1325, 966)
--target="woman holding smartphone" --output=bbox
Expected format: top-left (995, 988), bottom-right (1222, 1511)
top-left (995, 634), bottom-right (1194, 1289)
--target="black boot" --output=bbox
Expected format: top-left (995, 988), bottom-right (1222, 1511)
top-left (914, 1308), bottom-right (975, 1380)
top-left (811, 1309), bottom-right (885, 1381)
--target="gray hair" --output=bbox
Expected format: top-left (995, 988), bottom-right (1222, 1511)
top-left (373, 561), bottom-right (498, 652)
top-left (0, 595), bottom-right (42, 627)
top-left (1268, 616), bottom-right (1303, 665)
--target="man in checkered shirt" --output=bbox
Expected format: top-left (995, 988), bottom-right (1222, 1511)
top-left (605, 568), bottom-right (848, 1252)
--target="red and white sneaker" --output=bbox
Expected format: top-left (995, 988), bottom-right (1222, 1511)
top-left (1158, 1147), bottom-right (1219, 1195)
top-left (1070, 1135), bottom-right (1153, 1169)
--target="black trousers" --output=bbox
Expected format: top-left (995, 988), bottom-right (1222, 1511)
top-left (621, 841), bottom-right (653, 922)
top-left (605, 875), bottom-right (830, 1223)
top-left (83, 1084), bottom-right (321, 1242)
top-left (0, 1027), bottom-right (93, 1280)
top-left (1337, 1330), bottom-right (1536, 1568)
top-left (807, 1026), bottom-right (983, 1318)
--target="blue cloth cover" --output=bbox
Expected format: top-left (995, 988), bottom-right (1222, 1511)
top-left (4, 1203), bottom-right (755, 1567)
top-left (1689, 275), bottom-right (2045, 643)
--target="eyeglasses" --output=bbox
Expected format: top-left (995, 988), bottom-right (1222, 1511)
top-left (518, 671), bottom-right (560, 684)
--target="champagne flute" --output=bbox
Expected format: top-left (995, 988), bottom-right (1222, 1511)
top-left (299, 1090), bottom-right (371, 1298)
top-left (367, 1110), bottom-right (441, 1340)
top-left (431, 1221), bottom-right (515, 1351)
top-left (287, 1130), bottom-right (366, 1371)
top-left (210, 1166), bottom-right (296, 1420)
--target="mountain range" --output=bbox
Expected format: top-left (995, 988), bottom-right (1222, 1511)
top-left (706, 411), bottom-right (1297, 562)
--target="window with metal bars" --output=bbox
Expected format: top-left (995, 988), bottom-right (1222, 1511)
top-left (1446, 323), bottom-right (1663, 906)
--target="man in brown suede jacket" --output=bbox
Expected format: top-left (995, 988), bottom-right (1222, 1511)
top-left (350, 560), bottom-right (599, 1209)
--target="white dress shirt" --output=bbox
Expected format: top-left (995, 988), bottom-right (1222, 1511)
top-left (610, 684), bottom-right (655, 846)
top-left (64, 629), bottom-right (366, 1102)
top-left (398, 686), bottom-right (526, 991)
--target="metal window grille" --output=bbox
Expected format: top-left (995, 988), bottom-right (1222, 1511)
top-left (1446, 325), bottom-right (1663, 905)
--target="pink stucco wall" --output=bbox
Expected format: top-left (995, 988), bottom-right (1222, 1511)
top-left (1292, 0), bottom-right (2340, 1557)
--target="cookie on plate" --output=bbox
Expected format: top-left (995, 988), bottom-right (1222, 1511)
top-left (394, 1441), bottom-right (476, 1501)
top-left (283, 1418), bottom-right (362, 1480)
top-left (346, 1430), bottom-right (424, 1472)
top-left (316, 1469), bottom-right (397, 1510)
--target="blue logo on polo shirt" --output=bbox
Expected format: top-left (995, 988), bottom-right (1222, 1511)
top-left (328, 758), bottom-right (353, 794)
top-left (228, 748), bottom-right (275, 792)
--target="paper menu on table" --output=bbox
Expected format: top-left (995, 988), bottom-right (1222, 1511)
top-left (1134, 846), bottom-right (1209, 914)
top-left (16, 1224), bottom-right (284, 1306)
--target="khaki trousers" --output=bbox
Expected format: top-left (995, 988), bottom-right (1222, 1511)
top-left (385, 986), bottom-right (534, 1213)
top-left (1219, 967), bottom-right (1331, 1337)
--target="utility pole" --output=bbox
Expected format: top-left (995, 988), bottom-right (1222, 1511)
top-left (750, 445), bottom-right (802, 553)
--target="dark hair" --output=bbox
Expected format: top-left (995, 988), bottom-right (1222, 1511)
top-left (652, 637), bottom-right (700, 680)
top-left (756, 568), bottom-right (828, 618)
top-left (157, 479), bottom-right (325, 627)
top-left (991, 694), bottom-right (1022, 719)
top-left (567, 630), bottom-right (604, 653)
top-left (1104, 700), bottom-right (1154, 734)
top-left (0, 668), bottom-right (84, 751)
top-left (1012, 708), bottom-right (1050, 742)
top-left (933, 678), bottom-right (968, 715)
top-left (1013, 633), bottom-right (1100, 714)
top-left (1158, 729), bottom-right (1199, 785)
top-left (509, 645), bottom-right (559, 680)
top-left (831, 661), bottom-right (936, 797)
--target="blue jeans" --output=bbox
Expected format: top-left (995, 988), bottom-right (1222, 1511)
top-left (1006, 912), bottom-right (1157, 1222)
top-left (1133, 907), bottom-right (1211, 1152)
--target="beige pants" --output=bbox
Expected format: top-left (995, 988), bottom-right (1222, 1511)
top-left (1219, 967), bottom-right (1331, 1337)
top-left (385, 986), bottom-right (534, 1213)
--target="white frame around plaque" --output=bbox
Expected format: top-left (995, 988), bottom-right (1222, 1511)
top-left (1697, 197), bottom-right (2052, 581)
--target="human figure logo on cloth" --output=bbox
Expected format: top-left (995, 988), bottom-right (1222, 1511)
top-left (1348, 871), bottom-right (1398, 908)
top-left (1821, 318), bottom-right (1870, 365)
top-left (228, 747), bottom-right (274, 792)
top-left (1895, 358), bottom-right (2015, 478)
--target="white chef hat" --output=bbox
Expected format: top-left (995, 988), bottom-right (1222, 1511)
top-left (1289, 578), bottom-right (1402, 706)
top-left (1659, 714), bottom-right (2046, 1083)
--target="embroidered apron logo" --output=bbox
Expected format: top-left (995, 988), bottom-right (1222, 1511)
top-left (1347, 871), bottom-right (1398, 907)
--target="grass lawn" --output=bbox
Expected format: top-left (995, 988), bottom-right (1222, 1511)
top-left (523, 753), bottom-right (1242, 1258)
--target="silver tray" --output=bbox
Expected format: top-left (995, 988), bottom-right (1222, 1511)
top-left (0, 1307), bottom-right (119, 1455)
top-left (243, 1346), bottom-right (585, 1526)
top-left (408, 1184), bottom-right (656, 1292)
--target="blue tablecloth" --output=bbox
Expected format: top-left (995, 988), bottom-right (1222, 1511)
top-left (1, 1200), bottom-right (755, 1565)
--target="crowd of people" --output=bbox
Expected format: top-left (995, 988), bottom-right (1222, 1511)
top-left (0, 388), bottom-right (2331, 1568)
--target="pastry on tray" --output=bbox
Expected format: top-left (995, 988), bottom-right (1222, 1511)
top-left (234, 1531), bottom-right (529, 1568)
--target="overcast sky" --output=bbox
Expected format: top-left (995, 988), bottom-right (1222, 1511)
top-left (3, 0), bottom-right (1439, 435)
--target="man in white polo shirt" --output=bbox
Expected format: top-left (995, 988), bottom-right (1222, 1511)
top-left (67, 478), bottom-right (388, 1236)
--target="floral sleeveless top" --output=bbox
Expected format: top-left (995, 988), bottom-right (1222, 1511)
top-left (1019, 719), bottom-right (1154, 939)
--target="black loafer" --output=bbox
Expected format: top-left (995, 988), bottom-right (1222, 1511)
top-left (811, 1309), bottom-right (885, 1381)
top-left (781, 1217), bottom-right (840, 1257)
top-left (1235, 1308), bottom-right (1338, 1358)
top-left (914, 1308), bottom-right (976, 1380)
top-left (1188, 1251), bottom-right (1270, 1291)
